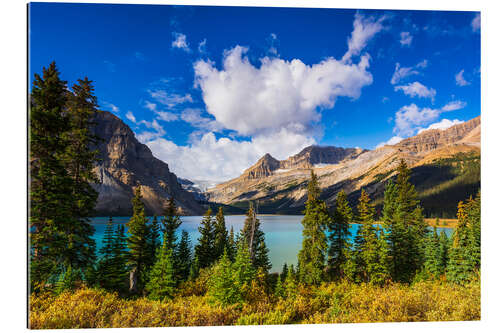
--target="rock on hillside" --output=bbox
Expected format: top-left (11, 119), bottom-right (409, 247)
top-left (91, 111), bottom-right (203, 216)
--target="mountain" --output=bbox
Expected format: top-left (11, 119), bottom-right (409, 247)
top-left (206, 116), bottom-right (480, 217)
top-left (91, 111), bottom-right (203, 216)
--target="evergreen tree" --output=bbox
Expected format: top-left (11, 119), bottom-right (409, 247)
top-left (232, 241), bottom-right (256, 298)
top-left (274, 274), bottom-right (285, 299)
top-left (127, 186), bottom-right (150, 294)
top-left (280, 263), bottom-right (289, 281)
top-left (284, 265), bottom-right (298, 299)
top-left (96, 217), bottom-right (115, 290)
top-left (438, 230), bottom-right (450, 275)
top-left (353, 190), bottom-right (389, 284)
top-left (208, 249), bottom-right (240, 305)
top-left (110, 224), bottom-right (128, 293)
top-left (194, 208), bottom-right (217, 269)
top-left (384, 160), bottom-right (427, 283)
top-left (175, 230), bottom-right (192, 282)
top-left (241, 202), bottom-right (271, 272)
top-left (328, 190), bottom-right (352, 280)
top-left (214, 207), bottom-right (229, 260)
top-left (227, 226), bottom-right (237, 260)
top-left (298, 171), bottom-right (330, 285)
top-left (161, 197), bottom-right (182, 253)
top-left (29, 62), bottom-right (75, 287)
top-left (63, 77), bottom-right (100, 270)
top-left (422, 227), bottom-right (442, 278)
top-left (145, 244), bottom-right (176, 301)
top-left (447, 198), bottom-right (479, 284)
top-left (149, 215), bottom-right (161, 258)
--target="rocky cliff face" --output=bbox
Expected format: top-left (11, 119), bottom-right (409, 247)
top-left (395, 116), bottom-right (481, 153)
top-left (280, 146), bottom-right (366, 169)
top-left (243, 153), bottom-right (281, 179)
top-left (91, 111), bottom-right (203, 216)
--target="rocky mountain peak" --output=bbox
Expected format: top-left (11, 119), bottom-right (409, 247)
top-left (91, 111), bottom-right (203, 216)
top-left (280, 145), bottom-right (366, 169)
top-left (243, 153), bottom-right (280, 179)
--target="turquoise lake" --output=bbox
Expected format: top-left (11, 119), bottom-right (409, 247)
top-left (90, 215), bottom-right (453, 273)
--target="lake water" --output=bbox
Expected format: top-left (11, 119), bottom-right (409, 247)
top-left (90, 215), bottom-right (453, 273)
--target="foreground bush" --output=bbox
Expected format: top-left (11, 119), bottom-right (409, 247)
top-left (29, 279), bottom-right (480, 329)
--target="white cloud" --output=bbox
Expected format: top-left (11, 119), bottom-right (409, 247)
top-left (394, 81), bottom-right (436, 100)
top-left (148, 90), bottom-right (193, 109)
top-left (416, 59), bottom-right (428, 69)
top-left (376, 135), bottom-right (403, 148)
top-left (146, 129), bottom-right (315, 182)
top-left (399, 31), bottom-right (413, 46)
top-left (471, 13), bottom-right (480, 32)
top-left (172, 32), bottom-right (190, 52)
top-left (180, 108), bottom-right (223, 132)
top-left (156, 111), bottom-right (179, 122)
top-left (442, 100), bottom-right (467, 111)
top-left (198, 38), bottom-right (207, 53)
top-left (417, 119), bottom-right (464, 134)
top-left (455, 69), bottom-right (470, 86)
top-left (342, 13), bottom-right (386, 62)
top-left (102, 101), bottom-right (119, 113)
top-left (390, 62), bottom-right (420, 85)
top-left (393, 100), bottom-right (466, 136)
top-left (136, 119), bottom-right (166, 143)
top-left (194, 45), bottom-right (373, 136)
top-left (125, 111), bottom-right (136, 123)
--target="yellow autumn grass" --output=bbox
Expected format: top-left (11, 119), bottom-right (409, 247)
top-left (29, 279), bottom-right (479, 329)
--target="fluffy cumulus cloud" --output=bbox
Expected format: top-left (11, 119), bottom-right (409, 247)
top-left (342, 13), bottom-right (386, 62)
top-left (172, 32), bottom-right (190, 52)
top-left (471, 13), bottom-right (480, 32)
top-left (393, 100), bottom-right (466, 136)
top-left (394, 81), bottom-right (436, 100)
top-left (399, 31), bottom-right (413, 46)
top-left (142, 13), bottom-right (383, 182)
top-left (147, 129), bottom-right (316, 182)
top-left (455, 69), bottom-right (470, 86)
top-left (417, 119), bottom-right (464, 134)
top-left (194, 45), bottom-right (373, 136)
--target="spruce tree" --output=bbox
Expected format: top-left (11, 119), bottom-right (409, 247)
top-left (328, 190), bottom-right (352, 280)
top-left (96, 217), bottom-right (115, 290)
top-left (422, 227), bottom-right (442, 278)
top-left (110, 224), bottom-right (128, 293)
top-left (145, 244), bottom-right (176, 301)
top-left (161, 197), bottom-right (182, 253)
top-left (176, 230), bottom-right (192, 282)
top-left (63, 77), bottom-right (100, 270)
top-left (214, 207), bottom-right (229, 260)
top-left (194, 208), bottom-right (217, 269)
top-left (208, 249), bottom-right (239, 305)
top-left (227, 226), bottom-right (237, 260)
top-left (232, 241), bottom-right (256, 298)
top-left (280, 263), bottom-right (289, 281)
top-left (274, 274), bottom-right (285, 299)
top-left (127, 186), bottom-right (150, 294)
top-left (29, 62), bottom-right (75, 287)
top-left (241, 202), bottom-right (271, 272)
top-left (298, 171), bottom-right (330, 285)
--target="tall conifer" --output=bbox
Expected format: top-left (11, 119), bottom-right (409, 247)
top-left (328, 190), bottom-right (352, 279)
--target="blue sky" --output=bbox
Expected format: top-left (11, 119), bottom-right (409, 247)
top-left (29, 3), bottom-right (480, 182)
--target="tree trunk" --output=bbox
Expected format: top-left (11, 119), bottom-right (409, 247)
top-left (129, 266), bottom-right (138, 294)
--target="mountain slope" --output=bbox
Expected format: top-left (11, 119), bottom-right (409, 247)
top-left (91, 111), bottom-right (203, 216)
top-left (206, 116), bottom-right (480, 217)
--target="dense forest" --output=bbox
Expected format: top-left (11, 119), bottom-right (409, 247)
top-left (29, 63), bottom-right (480, 328)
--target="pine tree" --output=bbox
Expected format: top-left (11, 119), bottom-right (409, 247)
top-left (280, 263), bottom-right (289, 281)
top-left (208, 249), bottom-right (240, 305)
top-left (241, 202), bottom-right (271, 272)
top-left (175, 230), bottom-right (192, 282)
top-left (110, 224), bottom-right (128, 293)
top-left (422, 227), bottom-right (442, 279)
top-left (284, 265), bottom-right (298, 299)
top-left (353, 190), bottom-right (388, 284)
top-left (438, 230), bottom-right (450, 275)
top-left (298, 171), bottom-right (330, 285)
top-left (149, 215), bottom-right (161, 258)
top-left (145, 244), bottom-right (176, 301)
top-left (29, 62), bottom-right (75, 288)
top-left (233, 241), bottom-right (256, 298)
top-left (63, 77), bottom-right (100, 270)
top-left (194, 208), bottom-right (217, 269)
top-left (161, 197), bottom-right (182, 253)
top-left (214, 207), bottom-right (229, 260)
top-left (127, 186), bottom-right (150, 294)
top-left (274, 274), bottom-right (285, 299)
top-left (96, 217), bottom-right (115, 290)
top-left (227, 226), bottom-right (237, 260)
top-left (328, 190), bottom-right (352, 280)
top-left (447, 199), bottom-right (478, 284)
